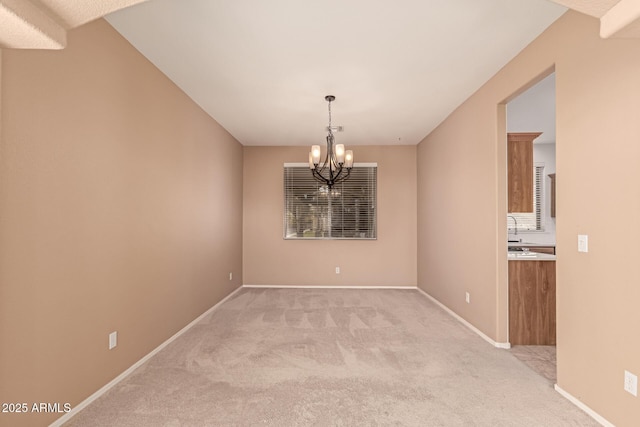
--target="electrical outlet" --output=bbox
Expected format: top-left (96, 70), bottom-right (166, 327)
top-left (335, 266), bottom-right (340, 274)
top-left (465, 292), bottom-right (470, 304)
top-left (578, 234), bottom-right (588, 253)
top-left (109, 331), bottom-right (117, 350)
top-left (229, 272), bottom-right (233, 281)
top-left (624, 370), bottom-right (638, 396)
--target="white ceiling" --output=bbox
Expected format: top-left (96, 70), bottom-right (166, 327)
top-left (105, 0), bottom-right (567, 147)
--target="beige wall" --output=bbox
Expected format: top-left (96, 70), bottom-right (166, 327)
top-left (244, 145), bottom-right (417, 287)
top-left (0, 19), bottom-right (243, 427)
top-left (417, 10), bottom-right (640, 425)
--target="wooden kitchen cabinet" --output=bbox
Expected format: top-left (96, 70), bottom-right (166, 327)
top-left (508, 132), bottom-right (541, 213)
top-left (509, 260), bottom-right (556, 345)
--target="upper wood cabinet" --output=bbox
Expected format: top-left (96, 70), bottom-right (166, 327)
top-left (508, 132), bottom-right (541, 213)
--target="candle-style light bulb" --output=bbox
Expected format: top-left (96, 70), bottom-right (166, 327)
top-left (335, 144), bottom-right (345, 164)
top-left (345, 150), bottom-right (354, 168)
top-left (311, 145), bottom-right (321, 165)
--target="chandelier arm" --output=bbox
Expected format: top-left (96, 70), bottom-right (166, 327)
top-left (331, 164), bottom-right (345, 182)
top-left (314, 150), bottom-right (330, 175)
top-left (329, 168), bottom-right (350, 188)
top-left (339, 167), bottom-right (352, 182)
top-left (311, 168), bottom-right (322, 181)
top-left (329, 149), bottom-right (339, 168)
top-left (312, 165), bottom-right (340, 188)
top-left (311, 168), bottom-right (328, 185)
top-left (313, 170), bottom-right (328, 185)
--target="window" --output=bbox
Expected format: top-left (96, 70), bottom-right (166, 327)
top-left (508, 164), bottom-right (544, 231)
top-left (283, 163), bottom-right (377, 239)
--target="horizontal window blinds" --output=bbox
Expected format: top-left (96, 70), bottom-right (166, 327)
top-left (284, 165), bottom-right (377, 239)
top-left (509, 165), bottom-right (544, 231)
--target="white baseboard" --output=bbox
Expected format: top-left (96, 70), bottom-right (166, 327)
top-left (49, 285), bottom-right (244, 427)
top-left (554, 385), bottom-right (613, 427)
top-left (415, 287), bottom-right (511, 349)
top-left (242, 284), bottom-right (418, 290)
top-left (414, 288), bottom-right (612, 426)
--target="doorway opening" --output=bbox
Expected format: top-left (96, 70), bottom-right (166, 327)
top-left (505, 71), bottom-right (557, 384)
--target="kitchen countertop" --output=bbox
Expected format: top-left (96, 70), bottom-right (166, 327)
top-left (507, 241), bottom-right (556, 248)
top-left (508, 251), bottom-right (556, 261)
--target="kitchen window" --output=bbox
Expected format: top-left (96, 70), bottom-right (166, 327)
top-left (508, 164), bottom-right (544, 231)
top-left (283, 163), bottom-right (377, 239)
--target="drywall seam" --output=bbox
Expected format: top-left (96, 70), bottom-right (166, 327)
top-left (554, 385), bottom-right (614, 427)
top-left (48, 285), bottom-right (244, 427)
top-left (416, 287), bottom-right (511, 349)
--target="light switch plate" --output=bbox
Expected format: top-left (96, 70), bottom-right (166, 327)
top-left (578, 234), bottom-right (588, 253)
top-left (624, 370), bottom-right (638, 396)
top-left (109, 331), bottom-right (117, 350)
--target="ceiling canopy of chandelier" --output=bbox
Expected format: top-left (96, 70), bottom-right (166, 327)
top-left (308, 95), bottom-right (353, 189)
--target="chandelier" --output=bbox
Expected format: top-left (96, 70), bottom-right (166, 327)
top-left (308, 95), bottom-right (353, 189)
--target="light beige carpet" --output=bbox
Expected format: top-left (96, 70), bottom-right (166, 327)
top-left (65, 288), bottom-right (599, 426)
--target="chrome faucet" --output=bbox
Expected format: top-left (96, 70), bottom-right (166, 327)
top-left (508, 215), bottom-right (518, 237)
